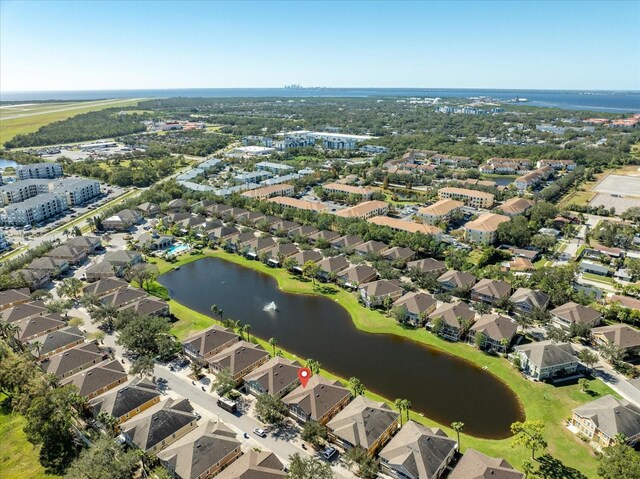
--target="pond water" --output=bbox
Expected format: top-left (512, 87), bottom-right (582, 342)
top-left (159, 257), bottom-right (524, 438)
top-left (0, 158), bottom-right (19, 169)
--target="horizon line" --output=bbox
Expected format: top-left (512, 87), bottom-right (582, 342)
top-left (2, 86), bottom-right (640, 94)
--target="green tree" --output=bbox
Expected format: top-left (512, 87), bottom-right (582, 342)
top-left (64, 436), bottom-right (141, 479)
top-left (287, 453), bottom-right (334, 479)
top-left (190, 361), bottom-right (203, 380)
top-left (116, 313), bottom-right (178, 361)
top-left (129, 355), bottom-right (155, 378)
top-left (521, 459), bottom-right (535, 479)
top-left (578, 348), bottom-right (599, 372)
top-left (431, 317), bottom-right (444, 336)
top-left (348, 377), bottom-right (366, 396)
top-left (97, 411), bottom-right (120, 437)
top-left (268, 337), bottom-right (278, 357)
top-left (511, 420), bottom-right (547, 459)
top-left (451, 421), bottom-right (464, 451)
top-left (23, 385), bottom-right (79, 473)
top-left (306, 358), bottom-right (321, 374)
top-left (578, 378), bottom-right (590, 393)
top-left (394, 398), bottom-right (406, 426)
top-left (57, 277), bottom-right (83, 300)
top-left (401, 398), bottom-right (412, 422)
top-left (474, 331), bottom-right (487, 350)
top-left (255, 393), bottom-right (288, 425)
top-left (301, 420), bottom-right (328, 449)
top-left (391, 305), bottom-right (409, 324)
top-left (211, 367), bottom-right (235, 396)
top-left (597, 440), bottom-right (640, 479)
top-left (302, 260), bottom-right (321, 284)
top-left (344, 445), bottom-right (378, 479)
top-left (91, 303), bottom-right (119, 331)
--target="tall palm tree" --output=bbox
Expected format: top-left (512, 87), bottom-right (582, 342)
top-left (451, 421), bottom-right (464, 451)
top-left (97, 412), bottom-right (119, 436)
top-left (233, 320), bottom-right (244, 338)
top-left (401, 399), bottom-right (412, 422)
top-left (29, 340), bottom-right (43, 358)
top-left (268, 337), bottom-right (278, 357)
top-left (394, 398), bottom-right (405, 426)
top-left (242, 324), bottom-right (252, 342)
top-left (348, 377), bottom-right (365, 396)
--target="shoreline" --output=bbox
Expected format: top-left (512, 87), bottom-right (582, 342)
top-left (156, 249), bottom-right (609, 477)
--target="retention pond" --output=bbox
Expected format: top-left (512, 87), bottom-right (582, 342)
top-left (159, 257), bottom-right (524, 438)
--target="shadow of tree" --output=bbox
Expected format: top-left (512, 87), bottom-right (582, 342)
top-left (536, 454), bottom-right (588, 479)
top-left (313, 284), bottom-right (338, 295)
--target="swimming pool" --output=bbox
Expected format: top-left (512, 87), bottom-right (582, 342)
top-left (165, 243), bottom-right (190, 256)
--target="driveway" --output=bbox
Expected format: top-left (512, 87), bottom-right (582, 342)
top-left (155, 365), bottom-right (356, 479)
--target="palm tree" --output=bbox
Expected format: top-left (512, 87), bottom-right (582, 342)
top-left (242, 324), bottom-right (252, 342)
top-left (29, 340), bottom-right (43, 358)
top-left (451, 421), bottom-right (464, 451)
top-left (306, 358), bottom-right (321, 374)
top-left (401, 399), bottom-right (412, 422)
top-left (268, 337), bottom-right (278, 357)
top-left (521, 459), bottom-right (534, 479)
top-left (348, 377), bottom-right (365, 396)
top-left (394, 398), bottom-right (405, 426)
top-left (97, 412), bottom-right (119, 436)
top-left (210, 304), bottom-right (223, 319)
top-left (233, 320), bottom-right (243, 338)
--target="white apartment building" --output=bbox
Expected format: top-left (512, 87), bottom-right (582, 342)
top-left (0, 231), bottom-right (9, 251)
top-left (49, 178), bottom-right (101, 206)
top-left (3, 193), bottom-right (68, 226)
top-left (0, 180), bottom-right (51, 205)
top-left (16, 162), bottom-right (63, 180)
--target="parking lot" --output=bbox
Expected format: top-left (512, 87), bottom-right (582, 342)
top-left (592, 174), bottom-right (640, 197)
top-left (589, 193), bottom-right (640, 213)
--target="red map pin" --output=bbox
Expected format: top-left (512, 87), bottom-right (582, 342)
top-left (297, 367), bottom-right (312, 387)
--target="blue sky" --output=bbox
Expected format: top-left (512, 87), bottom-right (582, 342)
top-left (1, 0), bottom-right (639, 91)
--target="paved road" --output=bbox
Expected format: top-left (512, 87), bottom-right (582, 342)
top-left (155, 366), bottom-right (355, 479)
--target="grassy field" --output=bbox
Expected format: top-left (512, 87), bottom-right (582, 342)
top-left (0, 99), bottom-right (141, 144)
top-left (162, 249), bottom-right (609, 478)
top-left (0, 396), bottom-right (59, 479)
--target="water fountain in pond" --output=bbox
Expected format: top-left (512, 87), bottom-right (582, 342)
top-left (263, 301), bottom-right (277, 312)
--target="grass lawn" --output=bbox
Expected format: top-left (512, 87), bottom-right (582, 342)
top-left (0, 99), bottom-right (141, 144)
top-left (560, 190), bottom-right (596, 208)
top-left (582, 272), bottom-right (615, 286)
top-left (0, 396), bottom-right (59, 479)
top-left (164, 249), bottom-right (607, 477)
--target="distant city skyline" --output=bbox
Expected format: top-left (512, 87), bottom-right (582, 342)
top-left (1, 0), bottom-right (639, 92)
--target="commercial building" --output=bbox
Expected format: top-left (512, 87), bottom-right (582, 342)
top-left (3, 193), bottom-right (68, 226)
top-left (16, 162), bottom-right (63, 180)
top-left (438, 187), bottom-right (495, 208)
